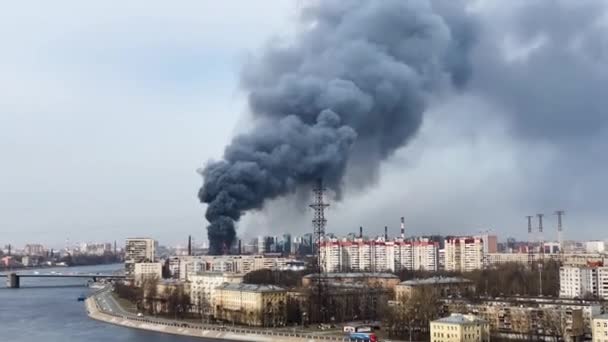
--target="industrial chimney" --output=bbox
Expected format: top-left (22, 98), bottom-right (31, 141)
top-left (188, 235), bottom-right (192, 256)
top-left (359, 226), bottom-right (363, 239)
top-left (384, 226), bottom-right (388, 240)
top-left (555, 210), bottom-right (565, 254)
top-left (400, 217), bottom-right (405, 239)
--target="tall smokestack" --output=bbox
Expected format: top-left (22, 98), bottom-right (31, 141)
top-left (555, 210), bottom-right (565, 254)
top-left (238, 239), bottom-right (242, 255)
top-left (197, 1), bottom-right (474, 255)
top-left (188, 235), bottom-right (192, 256)
top-left (400, 217), bottom-right (405, 239)
top-left (384, 226), bottom-right (388, 240)
top-left (359, 226), bottom-right (363, 239)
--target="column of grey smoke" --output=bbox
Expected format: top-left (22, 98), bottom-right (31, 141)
top-left (198, 0), bottom-right (474, 255)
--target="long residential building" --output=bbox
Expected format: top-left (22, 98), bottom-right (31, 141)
top-left (446, 297), bottom-right (601, 341)
top-left (168, 254), bottom-right (291, 280)
top-left (320, 236), bottom-right (439, 273)
top-left (445, 237), bottom-right (484, 272)
top-left (560, 265), bottom-right (608, 299)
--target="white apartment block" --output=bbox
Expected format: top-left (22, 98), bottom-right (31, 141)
top-left (445, 237), bottom-right (484, 272)
top-left (321, 237), bottom-right (438, 273)
top-left (586, 241), bottom-right (607, 254)
top-left (125, 238), bottom-right (157, 277)
top-left (560, 266), bottom-right (608, 299)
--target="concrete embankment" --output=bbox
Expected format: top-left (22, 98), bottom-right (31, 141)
top-left (86, 296), bottom-right (349, 342)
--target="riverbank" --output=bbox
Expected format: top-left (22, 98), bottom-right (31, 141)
top-left (86, 289), bottom-right (351, 342)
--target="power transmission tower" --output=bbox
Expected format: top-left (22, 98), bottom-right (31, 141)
top-left (310, 178), bottom-right (329, 322)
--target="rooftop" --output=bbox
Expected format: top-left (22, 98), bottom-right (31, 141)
top-left (400, 276), bottom-right (471, 286)
top-left (304, 272), bottom-right (398, 279)
top-left (216, 283), bottom-right (286, 293)
top-left (433, 313), bottom-right (486, 325)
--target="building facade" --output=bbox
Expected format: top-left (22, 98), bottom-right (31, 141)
top-left (445, 237), bottom-right (484, 272)
top-left (214, 283), bottom-right (287, 327)
top-left (189, 272), bottom-right (244, 315)
top-left (302, 272), bottom-right (400, 290)
top-left (396, 277), bottom-right (475, 300)
top-left (24, 244), bottom-right (45, 256)
top-left (593, 314), bottom-right (608, 342)
top-left (320, 236), bottom-right (439, 273)
top-left (168, 255), bottom-right (291, 280)
top-left (133, 262), bottom-right (162, 286)
top-left (560, 266), bottom-right (608, 299)
top-left (431, 313), bottom-right (490, 342)
top-left (125, 238), bottom-right (157, 277)
top-left (446, 298), bottom-right (595, 341)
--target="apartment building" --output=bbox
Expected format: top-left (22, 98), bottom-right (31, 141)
top-left (24, 244), bottom-right (46, 256)
top-left (125, 238), bottom-right (157, 277)
top-left (214, 283), bottom-right (287, 326)
top-left (431, 313), bottom-right (490, 342)
top-left (560, 265), bottom-right (608, 299)
top-left (320, 236), bottom-right (439, 273)
top-left (445, 237), bottom-right (484, 272)
top-left (189, 272), bottom-right (244, 315)
top-left (593, 314), bottom-right (608, 342)
top-left (447, 298), bottom-right (597, 340)
top-left (168, 254), bottom-right (290, 280)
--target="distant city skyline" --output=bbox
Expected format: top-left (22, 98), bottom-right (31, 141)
top-left (3, 1), bottom-right (608, 246)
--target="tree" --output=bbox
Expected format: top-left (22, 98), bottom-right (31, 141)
top-left (385, 285), bottom-right (441, 341)
top-left (141, 275), bottom-right (159, 314)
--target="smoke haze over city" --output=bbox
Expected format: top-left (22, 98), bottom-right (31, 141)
top-left (2, 0), bottom-right (608, 247)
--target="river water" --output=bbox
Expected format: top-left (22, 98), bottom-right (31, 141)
top-left (0, 264), bottom-right (213, 342)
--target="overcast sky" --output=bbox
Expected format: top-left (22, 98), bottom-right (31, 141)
top-left (2, 1), bottom-right (608, 249)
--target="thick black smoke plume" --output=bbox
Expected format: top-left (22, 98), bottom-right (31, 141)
top-left (199, 0), bottom-right (474, 255)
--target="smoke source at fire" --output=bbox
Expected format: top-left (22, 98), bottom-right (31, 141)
top-left (198, 0), bottom-right (474, 255)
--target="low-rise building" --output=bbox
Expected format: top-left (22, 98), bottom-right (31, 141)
top-left (289, 283), bottom-right (392, 324)
top-left (214, 283), bottom-right (287, 327)
top-left (446, 298), bottom-right (592, 341)
top-left (189, 272), bottom-right (244, 316)
top-left (396, 277), bottom-right (475, 300)
top-left (430, 313), bottom-right (490, 342)
top-left (593, 314), bottom-right (608, 342)
top-left (302, 272), bottom-right (400, 290)
top-left (133, 262), bottom-right (162, 285)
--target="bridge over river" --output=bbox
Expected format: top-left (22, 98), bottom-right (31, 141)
top-left (0, 272), bottom-right (125, 288)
